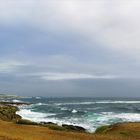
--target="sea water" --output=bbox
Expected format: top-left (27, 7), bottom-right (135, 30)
top-left (15, 97), bottom-right (140, 132)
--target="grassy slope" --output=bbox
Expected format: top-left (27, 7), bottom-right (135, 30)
top-left (0, 120), bottom-right (139, 140)
top-left (95, 122), bottom-right (140, 139)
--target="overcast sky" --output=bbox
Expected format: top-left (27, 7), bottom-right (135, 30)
top-left (0, 0), bottom-right (140, 97)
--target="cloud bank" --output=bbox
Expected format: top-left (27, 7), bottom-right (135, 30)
top-left (1, 0), bottom-right (140, 59)
top-left (40, 73), bottom-right (117, 81)
top-left (0, 0), bottom-right (140, 96)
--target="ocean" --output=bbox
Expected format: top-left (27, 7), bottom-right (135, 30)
top-left (15, 97), bottom-right (140, 132)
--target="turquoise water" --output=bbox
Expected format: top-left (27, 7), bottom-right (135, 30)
top-left (16, 97), bottom-right (140, 132)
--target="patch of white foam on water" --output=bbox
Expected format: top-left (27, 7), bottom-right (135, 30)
top-left (110, 113), bottom-right (140, 122)
top-left (96, 101), bottom-right (140, 104)
top-left (16, 109), bottom-right (56, 122)
top-left (54, 100), bottom-right (140, 105)
top-left (35, 103), bottom-right (49, 106)
top-left (72, 109), bottom-right (78, 113)
top-left (12, 99), bottom-right (23, 103)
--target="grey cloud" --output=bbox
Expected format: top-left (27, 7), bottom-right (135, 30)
top-left (1, 0), bottom-right (140, 60)
top-left (0, 0), bottom-right (140, 96)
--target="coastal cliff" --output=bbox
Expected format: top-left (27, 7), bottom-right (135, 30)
top-left (0, 101), bottom-right (30, 122)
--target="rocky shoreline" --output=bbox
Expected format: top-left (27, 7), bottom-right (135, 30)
top-left (0, 102), bottom-right (87, 132)
top-left (0, 102), bottom-right (140, 140)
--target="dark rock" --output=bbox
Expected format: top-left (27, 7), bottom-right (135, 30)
top-left (40, 122), bottom-right (57, 125)
top-left (62, 124), bottom-right (86, 132)
top-left (0, 102), bottom-right (31, 106)
top-left (39, 122), bottom-right (86, 132)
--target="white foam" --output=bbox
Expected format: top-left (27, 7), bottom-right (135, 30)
top-left (16, 109), bottom-right (55, 122)
top-left (35, 97), bottom-right (41, 99)
top-left (72, 109), bottom-right (78, 113)
top-left (60, 107), bottom-right (68, 111)
top-left (55, 100), bottom-right (140, 105)
top-left (55, 102), bottom-right (96, 106)
top-left (96, 101), bottom-right (140, 104)
top-left (12, 99), bottom-right (23, 103)
top-left (112, 113), bottom-right (140, 121)
top-left (100, 112), bottom-right (140, 123)
top-left (35, 103), bottom-right (49, 106)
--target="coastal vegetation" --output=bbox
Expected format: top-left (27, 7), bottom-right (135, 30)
top-left (0, 104), bottom-right (21, 121)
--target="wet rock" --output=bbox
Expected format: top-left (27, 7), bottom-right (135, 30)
top-left (62, 124), bottom-right (86, 132)
top-left (40, 122), bottom-right (57, 125)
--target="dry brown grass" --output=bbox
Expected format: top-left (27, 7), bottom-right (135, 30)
top-left (0, 120), bottom-right (139, 140)
top-left (96, 122), bottom-right (140, 139)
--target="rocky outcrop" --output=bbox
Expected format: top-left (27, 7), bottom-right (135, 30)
top-left (62, 124), bottom-right (86, 132)
top-left (0, 104), bottom-right (21, 121)
top-left (0, 101), bottom-right (30, 105)
top-left (20, 121), bottom-right (86, 132)
top-left (0, 101), bottom-right (30, 122)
